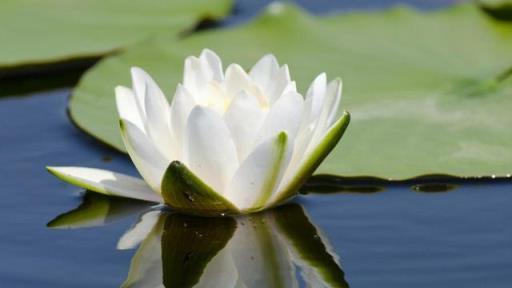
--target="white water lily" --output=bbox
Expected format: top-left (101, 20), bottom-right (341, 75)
top-left (47, 49), bottom-right (350, 215)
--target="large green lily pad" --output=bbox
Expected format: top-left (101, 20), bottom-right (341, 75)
top-left (70, 3), bottom-right (512, 180)
top-left (0, 0), bottom-right (232, 72)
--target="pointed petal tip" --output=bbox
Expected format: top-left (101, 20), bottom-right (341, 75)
top-left (46, 219), bottom-right (71, 230)
top-left (46, 216), bottom-right (75, 230)
top-left (46, 220), bottom-right (59, 229)
top-left (252, 53), bottom-right (277, 65)
top-left (130, 66), bottom-right (144, 75)
top-left (329, 77), bottom-right (343, 94)
top-left (341, 110), bottom-right (351, 121)
top-left (115, 85), bottom-right (129, 93)
top-left (114, 86), bottom-right (131, 104)
top-left (46, 166), bottom-right (65, 177)
top-left (200, 48), bottom-right (218, 57)
top-left (184, 55), bottom-right (200, 65)
top-left (307, 73), bottom-right (328, 95)
top-left (118, 118), bottom-right (125, 130)
top-left (331, 77), bottom-right (342, 85)
top-left (226, 63), bottom-right (247, 73)
top-left (263, 53), bottom-right (279, 63)
top-left (277, 130), bottom-right (288, 143)
top-left (167, 159), bottom-right (183, 171)
top-left (46, 166), bottom-right (57, 176)
top-left (46, 166), bottom-right (81, 181)
top-left (130, 67), bottom-right (144, 82)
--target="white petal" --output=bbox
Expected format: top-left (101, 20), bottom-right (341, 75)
top-left (225, 132), bottom-right (291, 210)
top-left (120, 120), bottom-right (169, 193)
top-left (183, 56), bottom-right (206, 98)
top-left (205, 81), bottom-right (230, 114)
top-left (224, 64), bottom-right (254, 96)
top-left (283, 124), bottom-right (315, 186)
top-left (326, 78), bottom-right (343, 127)
top-left (277, 80), bottom-right (342, 199)
top-left (308, 78), bottom-right (343, 152)
top-left (256, 91), bottom-right (304, 144)
top-left (272, 112), bottom-right (350, 204)
top-left (249, 54), bottom-right (279, 91)
top-left (293, 73), bottom-right (328, 155)
top-left (224, 91), bottom-right (266, 161)
top-left (143, 76), bottom-right (175, 160)
top-left (281, 80), bottom-right (297, 96)
top-left (47, 167), bottom-right (162, 202)
top-left (170, 84), bottom-right (196, 160)
top-left (183, 53), bottom-right (222, 102)
top-left (115, 86), bottom-right (145, 132)
top-left (266, 64), bottom-right (292, 104)
top-left (130, 67), bottom-right (151, 118)
top-left (200, 48), bottom-right (224, 82)
top-left (304, 73), bottom-right (327, 124)
top-left (118, 210), bottom-right (161, 250)
top-left (184, 106), bottom-right (238, 194)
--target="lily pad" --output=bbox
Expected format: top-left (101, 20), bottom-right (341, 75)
top-left (70, 3), bottom-right (512, 180)
top-left (0, 0), bottom-right (232, 73)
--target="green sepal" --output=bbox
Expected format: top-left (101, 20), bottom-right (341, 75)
top-left (161, 161), bottom-right (239, 216)
top-left (252, 131), bottom-right (289, 210)
top-left (272, 111), bottom-right (351, 205)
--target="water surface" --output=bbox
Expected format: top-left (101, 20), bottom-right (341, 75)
top-left (2, 1), bottom-right (511, 287)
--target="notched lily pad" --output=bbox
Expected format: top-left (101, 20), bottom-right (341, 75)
top-left (70, 3), bottom-right (512, 180)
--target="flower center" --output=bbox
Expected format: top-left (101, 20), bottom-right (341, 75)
top-left (200, 81), bottom-right (269, 114)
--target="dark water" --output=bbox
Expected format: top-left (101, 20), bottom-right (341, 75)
top-left (2, 0), bottom-right (511, 287)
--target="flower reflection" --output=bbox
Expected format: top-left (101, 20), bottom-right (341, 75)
top-left (49, 194), bottom-right (349, 288)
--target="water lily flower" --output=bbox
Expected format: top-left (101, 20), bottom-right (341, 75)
top-left (47, 49), bottom-right (350, 215)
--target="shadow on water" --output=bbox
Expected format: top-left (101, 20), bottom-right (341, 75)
top-left (48, 194), bottom-right (349, 288)
top-left (302, 174), bottom-right (512, 195)
top-left (0, 59), bottom-right (96, 97)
